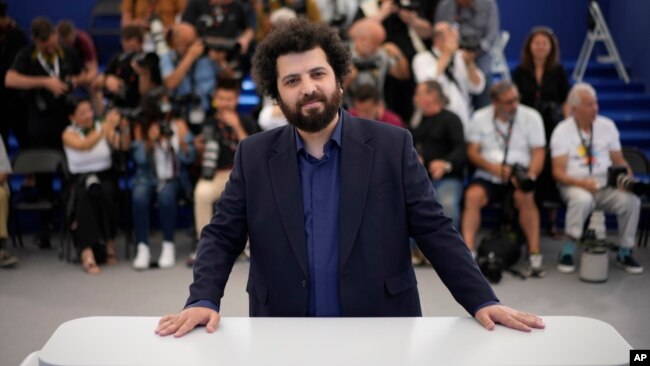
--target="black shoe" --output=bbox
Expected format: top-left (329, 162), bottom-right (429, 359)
top-left (36, 235), bottom-right (51, 249)
top-left (0, 250), bottom-right (19, 268)
top-left (557, 253), bottom-right (575, 273)
top-left (616, 255), bottom-right (644, 274)
top-left (527, 266), bottom-right (547, 278)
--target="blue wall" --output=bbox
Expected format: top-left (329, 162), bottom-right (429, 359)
top-left (605, 0), bottom-right (650, 91)
top-left (7, 0), bottom-right (649, 88)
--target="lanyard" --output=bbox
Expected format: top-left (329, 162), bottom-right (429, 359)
top-left (493, 116), bottom-right (515, 166)
top-left (575, 121), bottom-right (594, 175)
top-left (37, 52), bottom-right (60, 78)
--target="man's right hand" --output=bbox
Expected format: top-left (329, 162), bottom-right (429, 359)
top-left (579, 177), bottom-right (599, 193)
top-left (187, 40), bottom-right (206, 62)
top-left (155, 307), bottom-right (221, 338)
top-left (44, 77), bottom-right (68, 96)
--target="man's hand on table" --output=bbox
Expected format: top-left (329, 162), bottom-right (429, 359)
top-left (475, 305), bottom-right (545, 332)
top-left (155, 307), bottom-right (220, 337)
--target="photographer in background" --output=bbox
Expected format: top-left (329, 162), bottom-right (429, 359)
top-left (349, 84), bottom-right (404, 128)
top-left (91, 25), bottom-right (145, 113)
top-left (344, 17), bottom-right (410, 107)
top-left (160, 22), bottom-right (219, 134)
top-left (182, 0), bottom-right (255, 74)
top-left (435, 0), bottom-right (499, 109)
top-left (255, 0), bottom-right (322, 42)
top-left (412, 21), bottom-right (484, 129)
top-left (462, 81), bottom-right (546, 277)
top-left (551, 83), bottom-right (643, 275)
top-left (5, 17), bottom-right (82, 150)
top-left (56, 20), bottom-right (98, 89)
top-left (131, 90), bottom-right (196, 270)
top-left (62, 97), bottom-right (128, 274)
top-left (188, 77), bottom-right (259, 265)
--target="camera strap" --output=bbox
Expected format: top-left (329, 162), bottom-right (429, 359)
top-left (37, 52), bottom-right (60, 78)
top-left (429, 50), bottom-right (461, 92)
top-left (574, 120), bottom-right (594, 175)
top-left (493, 116), bottom-right (515, 168)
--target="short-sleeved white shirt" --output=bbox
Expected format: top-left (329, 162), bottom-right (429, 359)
top-left (550, 115), bottom-right (621, 187)
top-left (467, 104), bottom-right (546, 183)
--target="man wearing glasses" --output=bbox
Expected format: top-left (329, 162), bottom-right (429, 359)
top-left (462, 80), bottom-right (546, 277)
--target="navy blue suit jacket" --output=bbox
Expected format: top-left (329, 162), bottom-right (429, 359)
top-left (187, 110), bottom-right (498, 316)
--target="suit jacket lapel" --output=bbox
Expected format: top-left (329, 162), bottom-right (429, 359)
top-left (269, 126), bottom-right (309, 278)
top-left (339, 111), bottom-right (374, 271)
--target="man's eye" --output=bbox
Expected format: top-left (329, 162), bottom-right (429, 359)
top-left (285, 79), bottom-right (297, 85)
top-left (312, 72), bottom-right (325, 78)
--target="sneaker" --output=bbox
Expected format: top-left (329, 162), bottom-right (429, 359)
top-left (133, 243), bottom-right (151, 270)
top-left (158, 241), bottom-right (175, 269)
top-left (557, 253), bottom-right (575, 273)
top-left (0, 249), bottom-right (19, 268)
top-left (527, 254), bottom-right (547, 278)
top-left (616, 254), bottom-right (644, 274)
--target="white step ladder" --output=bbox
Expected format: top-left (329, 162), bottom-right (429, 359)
top-left (573, 0), bottom-right (630, 83)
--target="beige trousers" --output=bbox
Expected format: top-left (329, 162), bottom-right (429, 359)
top-left (193, 169), bottom-right (232, 239)
top-left (0, 184), bottom-right (9, 238)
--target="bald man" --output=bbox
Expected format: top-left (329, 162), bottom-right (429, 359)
top-left (159, 22), bottom-right (219, 132)
top-left (344, 18), bottom-right (410, 105)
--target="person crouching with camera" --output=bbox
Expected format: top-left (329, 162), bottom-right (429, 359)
top-left (188, 78), bottom-right (260, 266)
top-left (462, 81), bottom-right (546, 277)
top-left (62, 97), bottom-right (127, 274)
top-left (131, 92), bottom-right (196, 270)
top-left (551, 83), bottom-right (643, 275)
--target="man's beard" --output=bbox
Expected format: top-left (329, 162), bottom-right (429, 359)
top-left (277, 88), bottom-right (342, 133)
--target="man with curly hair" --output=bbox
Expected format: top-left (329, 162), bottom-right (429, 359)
top-left (156, 18), bottom-right (544, 337)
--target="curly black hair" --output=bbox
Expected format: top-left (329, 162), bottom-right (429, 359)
top-left (251, 18), bottom-right (351, 101)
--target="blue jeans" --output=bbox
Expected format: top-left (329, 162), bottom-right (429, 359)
top-left (132, 180), bottom-right (179, 244)
top-left (432, 178), bottom-right (463, 229)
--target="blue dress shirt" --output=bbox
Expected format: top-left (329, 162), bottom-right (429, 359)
top-left (295, 114), bottom-right (342, 317)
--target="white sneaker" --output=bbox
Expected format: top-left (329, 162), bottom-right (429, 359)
top-left (158, 241), bottom-right (175, 268)
top-left (133, 243), bottom-right (150, 270)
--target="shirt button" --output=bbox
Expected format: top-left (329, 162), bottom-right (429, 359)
top-left (302, 280), bottom-right (307, 288)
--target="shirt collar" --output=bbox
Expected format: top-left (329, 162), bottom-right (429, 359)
top-left (295, 108), bottom-right (343, 154)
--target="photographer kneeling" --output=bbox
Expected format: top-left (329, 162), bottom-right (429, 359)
top-left (131, 91), bottom-right (196, 270)
top-left (462, 81), bottom-right (546, 277)
top-left (62, 97), bottom-right (128, 274)
top-left (551, 83), bottom-right (643, 275)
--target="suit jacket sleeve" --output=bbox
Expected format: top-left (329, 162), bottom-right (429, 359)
top-left (186, 141), bottom-right (249, 309)
top-left (400, 130), bottom-right (498, 314)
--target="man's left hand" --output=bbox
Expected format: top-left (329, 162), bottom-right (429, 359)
top-left (475, 305), bottom-right (545, 332)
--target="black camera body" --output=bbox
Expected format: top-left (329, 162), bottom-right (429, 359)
top-left (511, 164), bottom-right (536, 192)
top-left (397, 0), bottom-right (420, 11)
top-left (353, 56), bottom-right (381, 72)
top-left (459, 34), bottom-right (481, 52)
top-left (202, 36), bottom-right (241, 62)
top-left (607, 166), bottom-right (648, 196)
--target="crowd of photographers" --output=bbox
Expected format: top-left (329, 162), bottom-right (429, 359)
top-left (0, 0), bottom-right (645, 277)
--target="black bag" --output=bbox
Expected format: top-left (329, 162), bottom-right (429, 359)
top-left (477, 230), bottom-right (521, 283)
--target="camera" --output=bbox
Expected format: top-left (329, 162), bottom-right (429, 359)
top-left (202, 36), bottom-right (241, 62)
top-left (511, 164), bottom-right (536, 192)
top-left (200, 124), bottom-right (220, 180)
top-left (607, 166), bottom-right (648, 196)
top-left (353, 55), bottom-right (381, 72)
top-left (477, 252), bottom-right (503, 284)
top-left (459, 34), bottom-right (481, 52)
top-left (397, 0), bottom-right (420, 12)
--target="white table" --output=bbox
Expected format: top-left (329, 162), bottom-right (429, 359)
top-left (36, 316), bottom-right (631, 366)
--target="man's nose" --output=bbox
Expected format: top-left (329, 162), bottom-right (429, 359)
top-left (300, 78), bottom-right (317, 96)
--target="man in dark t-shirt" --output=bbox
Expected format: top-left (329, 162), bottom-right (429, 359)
top-left (411, 80), bottom-right (465, 228)
top-left (5, 17), bottom-right (82, 149)
top-left (56, 20), bottom-right (98, 89)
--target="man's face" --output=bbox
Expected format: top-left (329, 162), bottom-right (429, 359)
top-left (493, 87), bottom-right (520, 122)
top-left (59, 32), bottom-right (75, 48)
top-left (37, 33), bottom-right (59, 55)
top-left (213, 88), bottom-right (239, 112)
top-left (433, 23), bottom-right (457, 49)
top-left (352, 99), bottom-right (378, 119)
top-left (573, 91), bottom-right (598, 125)
top-left (121, 37), bottom-right (143, 53)
top-left (414, 84), bottom-right (443, 116)
top-left (275, 47), bottom-right (342, 133)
